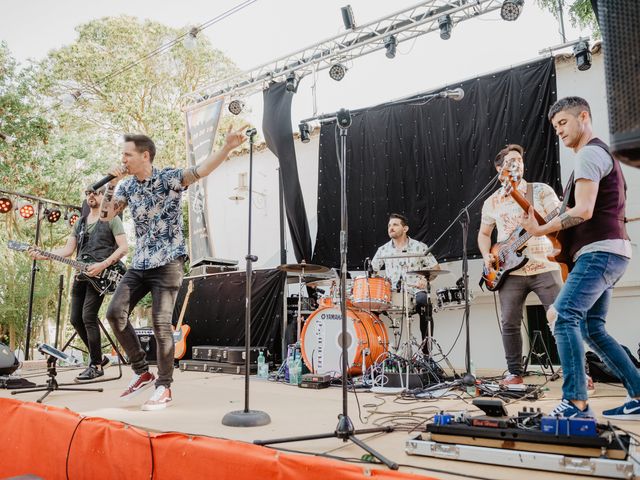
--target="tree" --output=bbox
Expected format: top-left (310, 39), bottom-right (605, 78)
top-left (536, 0), bottom-right (599, 37)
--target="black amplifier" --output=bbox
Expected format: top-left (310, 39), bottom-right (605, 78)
top-left (134, 328), bottom-right (157, 364)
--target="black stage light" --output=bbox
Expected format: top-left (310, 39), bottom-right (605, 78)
top-left (67, 211), bottom-right (80, 227)
top-left (385, 35), bottom-right (397, 59)
top-left (0, 197), bottom-right (13, 214)
top-left (341, 5), bottom-right (356, 30)
top-left (285, 72), bottom-right (299, 93)
top-left (329, 63), bottom-right (347, 81)
top-left (228, 99), bottom-right (244, 115)
top-left (501, 0), bottom-right (524, 21)
top-left (298, 123), bottom-right (311, 143)
top-left (439, 15), bottom-right (452, 40)
top-left (45, 208), bottom-right (62, 223)
top-left (573, 40), bottom-right (592, 71)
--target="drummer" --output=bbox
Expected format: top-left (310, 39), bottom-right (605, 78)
top-left (371, 213), bottom-right (440, 354)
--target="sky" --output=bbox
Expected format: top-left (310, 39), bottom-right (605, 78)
top-left (0, 0), bottom-right (592, 132)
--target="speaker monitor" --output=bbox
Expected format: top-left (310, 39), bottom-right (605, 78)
top-left (598, 0), bottom-right (640, 168)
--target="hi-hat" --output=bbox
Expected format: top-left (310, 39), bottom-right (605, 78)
top-left (407, 268), bottom-right (450, 281)
top-left (378, 253), bottom-right (430, 260)
top-left (278, 262), bottom-right (330, 274)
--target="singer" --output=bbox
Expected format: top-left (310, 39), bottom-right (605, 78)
top-left (99, 123), bottom-right (249, 411)
top-left (371, 213), bottom-right (439, 354)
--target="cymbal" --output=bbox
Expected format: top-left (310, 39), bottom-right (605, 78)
top-left (407, 268), bottom-right (450, 281)
top-left (278, 262), bottom-right (330, 274)
top-left (306, 278), bottom-right (337, 288)
top-left (378, 253), bottom-right (429, 260)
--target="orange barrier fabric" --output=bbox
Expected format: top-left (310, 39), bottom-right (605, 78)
top-left (0, 398), bottom-right (435, 480)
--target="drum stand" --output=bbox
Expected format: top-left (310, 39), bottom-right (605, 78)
top-left (256, 108), bottom-right (398, 471)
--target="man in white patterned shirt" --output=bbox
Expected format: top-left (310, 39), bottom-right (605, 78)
top-left (100, 126), bottom-right (247, 411)
top-left (372, 213), bottom-right (439, 354)
top-left (478, 144), bottom-right (562, 385)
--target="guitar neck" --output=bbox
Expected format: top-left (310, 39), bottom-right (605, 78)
top-left (512, 208), bottom-right (559, 250)
top-left (34, 248), bottom-right (87, 272)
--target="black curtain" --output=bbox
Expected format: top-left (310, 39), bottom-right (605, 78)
top-left (263, 82), bottom-right (313, 263)
top-left (173, 268), bottom-right (286, 361)
top-left (312, 57), bottom-right (560, 270)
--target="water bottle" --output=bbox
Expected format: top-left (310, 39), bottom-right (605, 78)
top-left (257, 351), bottom-right (268, 379)
top-left (289, 355), bottom-right (301, 385)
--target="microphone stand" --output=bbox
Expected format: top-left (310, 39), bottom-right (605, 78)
top-left (255, 109), bottom-right (398, 470)
top-left (222, 128), bottom-right (271, 427)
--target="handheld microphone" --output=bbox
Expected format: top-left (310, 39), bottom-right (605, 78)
top-left (438, 87), bottom-right (465, 101)
top-left (91, 174), bottom-right (116, 191)
top-left (246, 128), bottom-right (257, 137)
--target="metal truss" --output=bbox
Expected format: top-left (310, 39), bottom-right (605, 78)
top-left (193, 0), bottom-right (507, 102)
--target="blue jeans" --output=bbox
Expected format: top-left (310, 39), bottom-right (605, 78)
top-left (554, 252), bottom-right (640, 401)
top-left (106, 258), bottom-right (185, 388)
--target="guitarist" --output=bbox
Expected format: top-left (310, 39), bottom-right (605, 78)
top-left (29, 186), bottom-right (128, 381)
top-left (522, 97), bottom-right (638, 420)
top-left (478, 144), bottom-right (563, 386)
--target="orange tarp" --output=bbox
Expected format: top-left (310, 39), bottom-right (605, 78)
top-left (0, 398), bottom-right (435, 480)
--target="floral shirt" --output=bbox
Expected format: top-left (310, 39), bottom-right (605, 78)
top-left (115, 167), bottom-right (187, 270)
top-left (481, 179), bottom-right (560, 276)
top-left (371, 237), bottom-right (438, 294)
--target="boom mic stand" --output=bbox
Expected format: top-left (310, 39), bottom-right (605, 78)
top-left (222, 128), bottom-right (271, 427)
top-left (255, 109), bottom-right (397, 470)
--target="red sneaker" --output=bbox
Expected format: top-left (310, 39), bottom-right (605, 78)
top-left (119, 371), bottom-right (155, 400)
top-left (501, 374), bottom-right (524, 385)
top-left (141, 386), bottom-right (172, 411)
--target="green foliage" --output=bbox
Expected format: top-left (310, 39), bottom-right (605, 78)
top-left (536, 0), bottom-right (600, 37)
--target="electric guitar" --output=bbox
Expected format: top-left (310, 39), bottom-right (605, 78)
top-left (8, 240), bottom-right (126, 295)
top-left (480, 173), bottom-right (569, 291)
top-left (173, 280), bottom-right (193, 360)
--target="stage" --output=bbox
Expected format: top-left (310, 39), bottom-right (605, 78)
top-left (1, 364), bottom-right (638, 479)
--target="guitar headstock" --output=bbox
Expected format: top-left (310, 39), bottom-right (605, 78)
top-left (7, 240), bottom-right (30, 252)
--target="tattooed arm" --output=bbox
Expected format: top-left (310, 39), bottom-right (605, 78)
top-left (99, 183), bottom-right (127, 222)
top-left (521, 178), bottom-right (598, 236)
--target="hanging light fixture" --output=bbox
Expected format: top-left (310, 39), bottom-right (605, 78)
top-left (0, 196), bottom-right (13, 214)
top-left (285, 72), bottom-right (299, 93)
top-left (500, 0), bottom-right (524, 21)
top-left (67, 211), bottom-right (80, 227)
top-left (329, 63), bottom-right (347, 81)
top-left (573, 40), bottom-right (592, 71)
top-left (183, 27), bottom-right (199, 50)
top-left (228, 99), bottom-right (245, 115)
top-left (45, 208), bottom-right (62, 223)
top-left (298, 123), bottom-right (311, 143)
top-left (17, 201), bottom-right (35, 220)
top-left (341, 5), bottom-right (356, 30)
top-left (384, 35), bottom-right (397, 59)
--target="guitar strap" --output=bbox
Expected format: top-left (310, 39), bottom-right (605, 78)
top-left (525, 181), bottom-right (534, 208)
top-left (559, 172), bottom-right (575, 214)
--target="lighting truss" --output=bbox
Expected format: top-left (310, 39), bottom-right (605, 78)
top-left (193, 0), bottom-right (506, 101)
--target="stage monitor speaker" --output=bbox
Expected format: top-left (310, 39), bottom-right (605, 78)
top-left (598, 0), bottom-right (640, 168)
top-left (0, 343), bottom-right (19, 375)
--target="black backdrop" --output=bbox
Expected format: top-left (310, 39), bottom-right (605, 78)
top-left (312, 57), bottom-right (560, 269)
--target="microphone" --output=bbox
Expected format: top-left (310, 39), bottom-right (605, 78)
top-left (91, 174), bottom-right (116, 191)
top-left (366, 257), bottom-right (374, 278)
top-left (438, 87), bottom-right (465, 101)
top-left (246, 128), bottom-right (257, 137)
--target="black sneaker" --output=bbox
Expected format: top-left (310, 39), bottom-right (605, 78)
top-left (101, 355), bottom-right (111, 369)
top-left (75, 365), bottom-right (104, 382)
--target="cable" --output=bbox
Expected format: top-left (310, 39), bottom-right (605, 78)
top-left (65, 416), bottom-right (89, 480)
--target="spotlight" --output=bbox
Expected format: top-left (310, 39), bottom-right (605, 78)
top-left (500, 0), bottom-right (524, 21)
top-left (67, 211), bottom-right (80, 227)
top-left (384, 35), bottom-right (397, 59)
top-left (228, 99), bottom-right (244, 115)
top-left (298, 123), bottom-right (311, 143)
top-left (328, 63), bottom-right (347, 81)
top-left (17, 201), bottom-right (35, 220)
top-left (439, 15), bottom-right (452, 40)
top-left (573, 40), bottom-right (592, 71)
top-left (0, 197), bottom-right (13, 214)
top-left (183, 27), bottom-right (199, 50)
top-left (341, 5), bottom-right (356, 30)
top-left (45, 208), bottom-right (62, 223)
top-left (285, 72), bottom-right (299, 93)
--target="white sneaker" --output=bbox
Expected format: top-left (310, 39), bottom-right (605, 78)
top-left (141, 386), bottom-right (172, 411)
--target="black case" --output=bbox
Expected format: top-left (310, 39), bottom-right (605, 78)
top-left (222, 346), bottom-right (265, 365)
top-left (179, 359), bottom-right (256, 375)
top-left (192, 345), bottom-right (224, 362)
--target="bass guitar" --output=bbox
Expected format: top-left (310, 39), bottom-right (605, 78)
top-left (8, 240), bottom-right (126, 295)
top-left (173, 280), bottom-right (193, 360)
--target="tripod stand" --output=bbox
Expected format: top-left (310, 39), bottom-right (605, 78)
top-left (255, 109), bottom-right (397, 470)
top-left (523, 330), bottom-right (559, 380)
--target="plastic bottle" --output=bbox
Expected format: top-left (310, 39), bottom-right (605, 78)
top-left (289, 354), bottom-right (301, 385)
top-left (257, 351), bottom-right (268, 379)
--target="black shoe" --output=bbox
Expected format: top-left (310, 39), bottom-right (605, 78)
top-left (101, 355), bottom-right (111, 369)
top-left (75, 365), bottom-right (104, 382)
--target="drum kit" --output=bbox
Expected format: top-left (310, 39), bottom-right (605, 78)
top-left (278, 254), bottom-right (473, 378)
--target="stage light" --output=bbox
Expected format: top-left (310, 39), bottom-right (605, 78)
top-left (341, 5), bottom-right (356, 30)
top-left (439, 15), bottom-right (452, 40)
top-left (18, 201), bottom-right (35, 220)
top-left (285, 72), bottom-right (299, 93)
top-left (183, 27), bottom-right (199, 50)
top-left (228, 99), bottom-right (244, 115)
top-left (384, 35), bottom-right (397, 59)
top-left (298, 122), bottom-right (311, 143)
top-left (573, 40), bottom-right (592, 71)
top-left (329, 63), bottom-right (347, 81)
top-left (500, 0), bottom-right (524, 21)
top-left (0, 197), bottom-right (13, 214)
top-left (45, 208), bottom-right (62, 223)
top-left (67, 211), bottom-right (80, 227)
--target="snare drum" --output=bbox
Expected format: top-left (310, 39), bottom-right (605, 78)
top-left (301, 306), bottom-right (388, 375)
top-left (351, 276), bottom-right (392, 310)
top-left (435, 286), bottom-right (472, 311)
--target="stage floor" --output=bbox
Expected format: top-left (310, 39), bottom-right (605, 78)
top-left (2, 364), bottom-right (638, 480)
